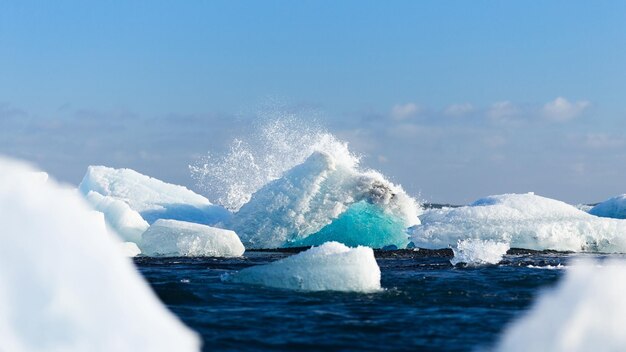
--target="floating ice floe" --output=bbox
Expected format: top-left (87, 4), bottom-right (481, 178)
top-left (80, 165), bottom-right (231, 225)
top-left (229, 151), bottom-right (420, 249)
top-left (141, 219), bottom-right (245, 257)
top-left (450, 239), bottom-right (509, 266)
top-left (589, 194), bottom-right (626, 219)
top-left (497, 259), bottom-right (626, 352)
top-left (223, 241), bottom-right (381, 292)
top-left (411, 193), bottom-right (626, 252)
top-left (0, 157), bottom-right (199, 352)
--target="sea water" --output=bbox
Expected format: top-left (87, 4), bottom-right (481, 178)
top-left (135, 249), bottom-right (606, 351)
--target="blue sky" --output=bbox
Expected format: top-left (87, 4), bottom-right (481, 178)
top-left (2, 1), bottom-right (626, 203)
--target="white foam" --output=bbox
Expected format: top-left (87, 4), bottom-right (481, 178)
top-left (497, 259), bottom-right (626, 352)
top-left (589, 194), bottom-right (626, 219)
top-left (450, 239), bottom-right (509, 266)
top-left (229, 151), bottom-right (420, 249)
top-left (411, 193), bottom-right (626, 252)
top-left (0, 157), bottom-right (199, 352)
top-left (80, 165), bottom-right (231, 225)
top-left (190, 117), bottom-right (356, 211)
top-left (223, 241), bottom-right (381, 292)
top-left (141, 219), bottom-right (245, 257)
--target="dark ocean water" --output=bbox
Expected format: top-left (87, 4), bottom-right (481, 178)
top-left (135, 250), bottom-right (586, 352)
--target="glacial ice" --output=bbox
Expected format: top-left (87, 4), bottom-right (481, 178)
top-left (450, 239), bottom-right (509, 266)
top-left (497, 259), bottom-right (626, 352)
top-left (229, 151), bottom-right (420, 249)
top-left (121, 241), bottom-right (142, 257)
top-left (0, 157), bottom-right (199, 352)
top-left (141, 219), bottom-right (245, 257)
top-left (223, 241), bottom-right (381, 292)
top-left (589, 194), bottom-right (626, 219)
top-left (411, 193), bottom-right (626, 252)
top-left (79, 165), bottom-right (231, 225)
top-left (85, 191), bottom-right (149, 243)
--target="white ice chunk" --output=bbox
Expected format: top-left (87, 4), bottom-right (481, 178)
top-left (0, 157), bottom-right (199, 352)
top-left (497, 259), bottom-right (626, 352)
top-left (589, 194), bottom-right (626, 219)
top-left (230, 151), bottom-right (420, 249)
top-left (411, 193), bottom-right (626, 252)
top-left (85, 191), bottom-right (149, 243)
top-left (121, 241), bottom-right (142, 257)
top-left (223, 241), bottom-right (381, 292)
top-left (141, 219), bottom-right (245, 257)
top-left (79, 165), bottom-right (231, 225)
top-left (450, 239), bottom-right (509, 266)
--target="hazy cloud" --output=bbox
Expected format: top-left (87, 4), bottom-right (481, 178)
top-left (542, 97), bottom-right (590, 122)
top-left (487, 101), bottom-right (520, 122)
top-left (390, 103), bottom-right (420, 120)
top-left (443, 103), bottom-right (474, 117)
top-left (583, 133), bottom-right (625, 149)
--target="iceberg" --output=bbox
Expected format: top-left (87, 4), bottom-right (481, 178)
top-left (223, 241), bottom-right (381, 292)
top-left (589, 194), bottom-right (626, 219)
top-left (79, 165), bottom-right (231, 225)
top-left (0, 157), bottom-right (199, 352)
top-left (85, 191), bottom-right (149, 243)
top-left (229, 151), bottom-right (420, 249)
top-left (411, 193), bottom-right (626, 252)
top-left (497, 259), bottom-right (626, 352)
top-left (450, 239), bottom-right (509, 266)
top-left (141, 219), bottom-right (245, 257)
top-left (120, 241), bottom-right (142, 257)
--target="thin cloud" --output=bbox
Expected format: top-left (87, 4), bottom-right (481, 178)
top-left (487, 101), bottom-right (519, 122)
top-left (542, 97), bottom-right (590, 122)
top-left (390, 103), bottom-right (420, 120)
top-left (583, 133), bottom-right (625, 149)
top-left (443, 103), bottom-right (474, 117)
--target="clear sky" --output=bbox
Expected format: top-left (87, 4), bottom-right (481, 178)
top-left (1, 1), bottom-right (626, 204)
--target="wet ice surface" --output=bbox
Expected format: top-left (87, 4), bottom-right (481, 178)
top-left (135, 250), bottom-right (620, 351)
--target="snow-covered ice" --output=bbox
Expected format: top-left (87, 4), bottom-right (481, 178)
top-left (229, 151), bottom-right (420, 249)
top-left (411, 193), bottom-right (626, 252)
top-left (120, 241), bottom-right (142, 257)
top-left (141, 219), bottom-right (245, 257)
top-left (450, 239), bottom-right (509, 266)
top-left (589, 194), bottom-right (626, 219)
top-left (80, 165), bottom-right (231, 225)
top-left (223, 241), bottom-right (381, 292)
top-left (497, 259), bottom-right (626, 352)
top-left (85, 191), bottom-right (150, 243)
top-left (0, 157), bottom-right (199, 352)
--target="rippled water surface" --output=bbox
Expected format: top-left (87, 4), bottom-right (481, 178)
top-left (135, 250), bottom-right (605, 351)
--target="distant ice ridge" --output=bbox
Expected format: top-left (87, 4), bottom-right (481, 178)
top-left (589, 194), bottom-right (626, 219)
top-left (223, 242), bottom-right (381, 292)
top-left (229, 151), bottom-right (420, 249)
top-left (80, 165), bottom-right (231, 225)
top-left (450, 239), bottom-right (509, 266)
top-left (0, 156), bottom-right (199, 352)
top-left (497, 259), bottom-right (626, 352)
top-left (142, 219), bottom-right (245, 257)
top-left (411, 193), bottom-right (626, 252)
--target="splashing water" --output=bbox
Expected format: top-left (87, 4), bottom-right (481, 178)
top-left (190, 117), bottom-right (357, 211)
top-left (450, 239), bottom-right (510, 266)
